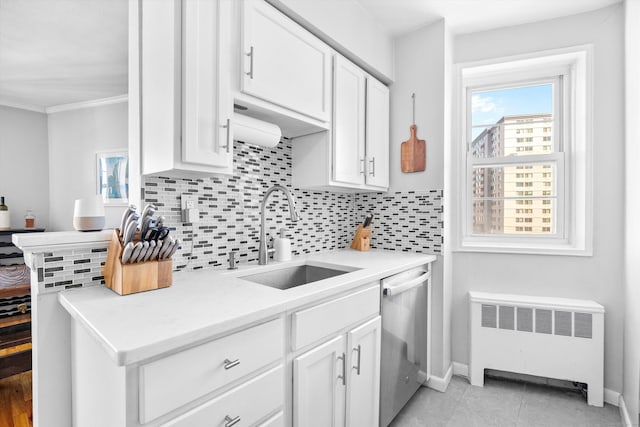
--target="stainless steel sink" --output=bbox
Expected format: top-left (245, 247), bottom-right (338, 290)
top-left (240, 264), bottom-right (357, 290)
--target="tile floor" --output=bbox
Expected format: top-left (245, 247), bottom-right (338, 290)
top-left (391, 376), bottom-right (623, 427)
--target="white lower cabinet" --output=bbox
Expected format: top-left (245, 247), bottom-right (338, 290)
top-left (162, 365), bottom-right (283, 427)
top-left (293, 316), bottom-right (381, 427)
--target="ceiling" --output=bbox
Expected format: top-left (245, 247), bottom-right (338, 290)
top-left (0, 0), bottom-right (127, 110)
top-left (357, 0), bottom-right (623, 36)
top-left (0, 0), bottom-right (623, 110)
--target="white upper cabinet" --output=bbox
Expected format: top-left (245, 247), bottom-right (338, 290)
top-left (181, 0), bottom-right (233, 171)
top-left (139, 0), bottom-right (233, 177)
top-left (292, 54), bottom-right (390, 192)
top-left (364, 77), bottom-right (390, 189)
top-left (333, 55), bottom-right (366, 186)
top-left (240, 0), bottom-right (332, 123)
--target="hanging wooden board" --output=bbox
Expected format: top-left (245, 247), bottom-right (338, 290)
top-left (401, 124), bottom-right (426, 173)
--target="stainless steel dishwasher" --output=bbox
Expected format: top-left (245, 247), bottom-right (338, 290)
top-left (380, 265), bottom-right (432, 427)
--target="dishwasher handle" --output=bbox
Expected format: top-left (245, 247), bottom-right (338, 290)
top-left (383, 271), bottom-right (431, 297)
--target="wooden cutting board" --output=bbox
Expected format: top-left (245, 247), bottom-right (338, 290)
top-left (401, 124), bottom-right (425, 173)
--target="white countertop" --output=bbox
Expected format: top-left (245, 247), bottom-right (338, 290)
top-left (59, 249), bottom-right (435, 366)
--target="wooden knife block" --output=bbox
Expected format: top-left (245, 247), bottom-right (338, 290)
top-left (350, 225), bottom-right (371, 251)
top-left (102, 229), bottom-right (172, 296)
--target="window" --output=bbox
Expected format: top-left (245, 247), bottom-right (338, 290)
top-left (456, 46), bottom-right (593, 255)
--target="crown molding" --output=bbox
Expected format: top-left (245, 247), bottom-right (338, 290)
top-left (45, 94), bottom-right (128, 114)
top-left (0, 98), bottom-right (46, 113)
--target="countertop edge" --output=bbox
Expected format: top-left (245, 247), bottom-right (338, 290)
top-left (60, 251), bottom-right (437, 366)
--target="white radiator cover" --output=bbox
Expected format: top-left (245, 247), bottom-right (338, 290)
top-left (469, 291), bottom-right (605, 407)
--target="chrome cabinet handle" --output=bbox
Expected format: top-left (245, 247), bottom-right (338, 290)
top-left (369, 157), bottom-right (376, 177)
top-left (246, 46), bottom-right (254, 79)
top-left (223, 358), bottom-right (240, 370)
top-left (353, 345), bottom-right (362, 375)
top-left (337, 352), bottom-right (346, 386)
top-left (221, 118), bottom-right (231, 153)
top-left (224, 415), bottom-right (241, 427)
top-left (360, 158), bottom-right (365, 175)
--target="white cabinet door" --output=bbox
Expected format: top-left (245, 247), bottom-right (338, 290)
top-left (240, 0), bottom-right (332, 122)
top-left (182, 0), bottom-right (233, 173)
top-left (293, 335), bottom-right (346, 427)
top-left (333, 55), bottom-right (366, 186)
top-left (365, 78), bottom-right (390, 189)
top-left (346, 316), bottom-right (381, 427)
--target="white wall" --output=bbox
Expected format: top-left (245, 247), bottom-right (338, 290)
top-left (0, 106), bottom-right (49, 229)
top-left (390, 20), bottom-right (452, 380)
top-left (267, 0), bottom-right (394, 83)
top-left (624, 0), bottom-right (640, 421)
top-left (389, 21), bottom-right (445, 193)
top-left (451, 5), bottom-right (625, 393)
top-left (47, 101), bottom-right (128, 231)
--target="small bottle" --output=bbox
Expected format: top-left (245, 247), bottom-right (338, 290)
top-left (0, 197), bottom-right (10, 230)
top-left (274, 228), bottom-right (292, 262)
top-left (24, 210), bottom-right (35, 229)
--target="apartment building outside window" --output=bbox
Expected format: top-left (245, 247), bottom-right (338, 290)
top-left (455, 46), bottom-right (593, 255)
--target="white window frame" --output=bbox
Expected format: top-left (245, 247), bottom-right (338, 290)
top-left (453, 46), bottom-right (593, 256)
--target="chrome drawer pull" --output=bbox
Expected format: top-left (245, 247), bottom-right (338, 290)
top-left (360, 158), bottom-right (365, 174)
top-left (369, 157), bottom-right (376, 176)
top-left (224, 414), bottom-right (241, 427)
top-left (246, 46), bottom-right (254, 79)
top-left (223, 358), bottom-right (240, 370)
top-left (337, 352), bottom-right (346, 386)
top-left (353, 344), bottom-right (362, 375)
top-left (221, 118), bottom-right (231, 153)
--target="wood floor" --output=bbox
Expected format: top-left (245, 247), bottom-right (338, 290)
top-left (0, 371), bottom-right (32, 427)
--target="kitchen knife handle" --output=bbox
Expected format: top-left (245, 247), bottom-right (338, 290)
top-left (221, 118), bottom-right (231, 153)
top-left (369, 157), bottom-right (376, 177)
top-left (353, 344), bottom-right (362, 375)
top-left (223, 358), bottom-right (240, 370)
top-left (224, 415), bottom-right (241, 427)
top-left (338, 352), bottom-right (346, 386)
top-left (246, 46), bottom-right (254, 79)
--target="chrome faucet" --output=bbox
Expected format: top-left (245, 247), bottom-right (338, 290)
top-left (259, 185), bottom-right (299, 265)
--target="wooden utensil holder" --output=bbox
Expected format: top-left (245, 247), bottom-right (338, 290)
top-left (350, 225), bottom-right (371, 251)
top-left (102, 229), bottom-right (172, 296)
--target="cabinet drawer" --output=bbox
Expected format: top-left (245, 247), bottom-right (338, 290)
top-left (291, 285), bottom-right (379, 351)
top-left (258, 411), bottom-right (284, 427)
top-left (140, 318), bottom-right (284, 423)
top-left (163, 365), bottom-right (284, 427)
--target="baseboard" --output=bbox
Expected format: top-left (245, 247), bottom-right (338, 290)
top-left (619, 395), bottom-right (633, 427)
top-left (452, 362), bottom-right (468, 378)
top-left (451, 362), bottom-right (620, 408)
top-left (426, 363), bottom-right (453, 392)
top-left (604, 388), bottom-right (620, 407)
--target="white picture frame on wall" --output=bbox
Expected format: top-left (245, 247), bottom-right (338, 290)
top-left (96, 150), bottom-right (129, 205)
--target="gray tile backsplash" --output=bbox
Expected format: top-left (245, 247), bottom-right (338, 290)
top-left (143, 139), bottom-right (443, 272)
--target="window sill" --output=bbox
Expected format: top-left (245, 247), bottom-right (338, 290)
top-left (455, 239), bottom-right (592, 257)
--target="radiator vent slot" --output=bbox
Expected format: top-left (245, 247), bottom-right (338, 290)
top-left (574, 313), bottom-right (593, 339)
top-left (517, 307), bottom-right (533, 332)
top-left (481, 304), bottom-right (497, 328)
top-left (555, 311), bottom-right (572, 336)
top-left (480, 305), bottom-right (593, 340)
top-left (535, 309), bottom-right (553, 334)
top-left (499, 306), bottom-right (515, 330)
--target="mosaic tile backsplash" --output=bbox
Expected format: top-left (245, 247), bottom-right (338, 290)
top-left (29, 139), bottom-right (443, 292)
top-left (142, 139), bottom-right (443, 272)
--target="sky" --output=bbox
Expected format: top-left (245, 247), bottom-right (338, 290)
top-left (471, 84), bottom-right (553, 139)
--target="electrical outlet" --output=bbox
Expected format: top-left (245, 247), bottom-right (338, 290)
top-left (181, 194), bottom-right (200, 223)
top-left (181, 194), bottom-right (197, 210)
